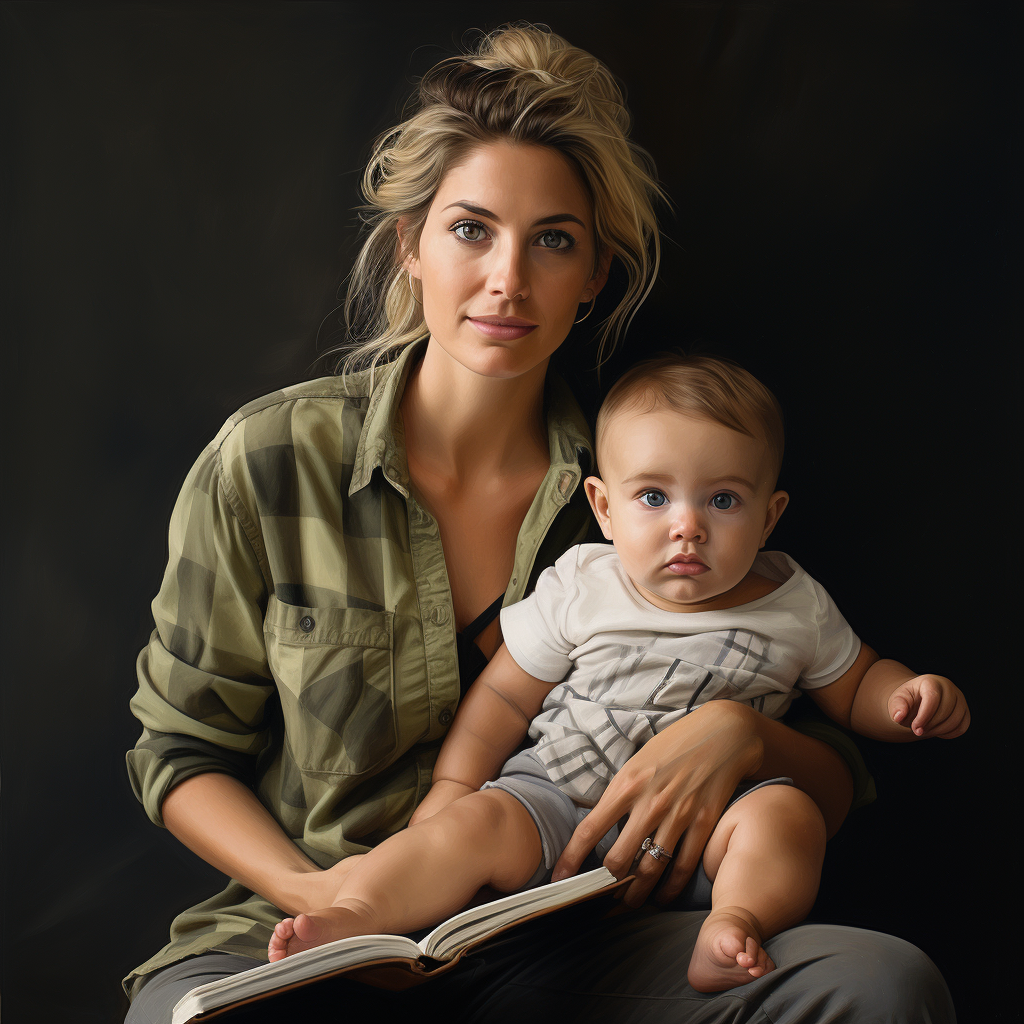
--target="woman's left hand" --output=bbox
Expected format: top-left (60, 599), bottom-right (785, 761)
top-left (551, 701), bottom-right (765, 907)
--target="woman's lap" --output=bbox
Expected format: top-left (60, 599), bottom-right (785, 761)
top-left (128, 900), bottom-right (954, 1024)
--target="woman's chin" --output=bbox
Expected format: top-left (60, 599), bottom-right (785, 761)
top-left (428, 335), bottom-right (558, 382)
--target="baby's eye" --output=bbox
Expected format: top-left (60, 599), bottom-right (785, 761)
top-left (639, 490), bottom-right (667, 508)
top-left (536, 229), bottom-right (575, 251)
top-left (452, 220), bottom-right (488, 242)
top-left (710, 493), bottom-right (736, 510)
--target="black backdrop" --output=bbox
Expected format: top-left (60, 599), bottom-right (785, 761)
top-left (2, 3), bottom-right (1016, 1021)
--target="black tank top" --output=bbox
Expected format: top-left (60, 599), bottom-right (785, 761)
top-left (455, 594), bottom-right (504, 694)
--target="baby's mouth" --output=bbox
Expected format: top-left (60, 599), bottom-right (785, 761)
top-left (666, 554), bottom-right (708, 576)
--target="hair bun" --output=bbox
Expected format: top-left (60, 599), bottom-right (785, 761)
top-left (420, 24), bottom-right (631, 135)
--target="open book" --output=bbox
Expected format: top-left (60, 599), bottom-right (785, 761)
top-left (172, 866), bottom-right (625, 1023)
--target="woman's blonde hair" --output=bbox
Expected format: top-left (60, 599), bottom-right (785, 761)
top-left (334, 23), bottom-right (665, 375)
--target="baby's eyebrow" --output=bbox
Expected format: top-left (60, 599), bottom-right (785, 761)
top-left (620, 471), bottom-right (674, 486)
top-left (619, 472), bottom-right (759, 491)
top-left (712, 475), bottom-right (759, 491)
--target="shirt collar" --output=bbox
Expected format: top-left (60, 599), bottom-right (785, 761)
top-left (348, 341), bottom-right (423, 498)
top-left (348, 339), bottom-right (594, 499)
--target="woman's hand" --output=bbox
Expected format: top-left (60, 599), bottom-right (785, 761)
top-left (551, 701), bottom-right (765, 907)
top-left (162, 772), bottom-right (368, 917)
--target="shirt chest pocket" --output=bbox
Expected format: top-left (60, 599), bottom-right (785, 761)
top-left (264, 595), bottom-right (397, 777)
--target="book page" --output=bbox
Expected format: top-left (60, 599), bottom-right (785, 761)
top-left (422, 867), bottom-right (617, 959)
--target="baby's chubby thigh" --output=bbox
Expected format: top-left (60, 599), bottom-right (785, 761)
top-left (483, 749), bottom-right (620, 889)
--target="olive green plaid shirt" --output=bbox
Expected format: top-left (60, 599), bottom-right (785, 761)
top-left (125, 341), bottom-right (595, 991)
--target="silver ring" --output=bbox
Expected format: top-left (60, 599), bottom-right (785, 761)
top-left (641, 837), bottom-right (672, 862)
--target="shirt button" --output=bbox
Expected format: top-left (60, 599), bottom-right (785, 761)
top-left (430, 606), bottom-right (450, 626)
top-left (439, 708), bottom-right (453, 725)
top-left (299, 616), bottom-right (315, 632)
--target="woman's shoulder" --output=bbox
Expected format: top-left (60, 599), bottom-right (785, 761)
top-left (208, 368), bottom-right (387, 458)
top-left (232, 372), bottom-right (371, 431)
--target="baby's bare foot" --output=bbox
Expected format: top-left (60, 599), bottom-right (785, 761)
top-left (687, 907), bottom-right (776, 992)
top-left (268, 900), bottom-right (380, 961)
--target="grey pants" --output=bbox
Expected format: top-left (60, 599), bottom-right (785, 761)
top-left (127, 902), bottom-right (955, 1023)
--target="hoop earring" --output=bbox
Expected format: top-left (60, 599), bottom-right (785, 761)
top-left (408, 273), bottom-right (422, 305)
top-left (574, 295), bottom-right (595, 324)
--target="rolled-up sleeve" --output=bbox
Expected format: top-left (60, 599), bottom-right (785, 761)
top-left (127, 438), bottom-right (275, 827)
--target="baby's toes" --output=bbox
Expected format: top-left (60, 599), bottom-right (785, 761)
top-left (268, 919), bottom-right (295, 960)
top-left (746, 943), bottom-right (775, 978)
top-left (735, 936), bottom-right (759, 968)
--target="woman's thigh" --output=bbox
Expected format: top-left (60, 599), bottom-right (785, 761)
top-left (128, 903), bottom-right (955, 1024)
top-left (126, 954), bottom-right (264, 1024)
top-left (457, 904), bottom-right (955, 1023)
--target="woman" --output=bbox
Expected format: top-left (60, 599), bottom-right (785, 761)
top-left (125, 24), bottom-right (953, 1022)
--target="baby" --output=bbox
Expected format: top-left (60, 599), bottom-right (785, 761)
top-left (269, 354), bottom-right (969, 991)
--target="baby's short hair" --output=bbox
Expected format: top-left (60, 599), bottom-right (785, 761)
top-left (596, 353), bottom-right (785, 486)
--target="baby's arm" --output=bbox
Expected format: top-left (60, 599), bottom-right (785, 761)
top-left (809, 643), bottom-right (970, 742)
top-left (410, 644), bottom-right (557, 824)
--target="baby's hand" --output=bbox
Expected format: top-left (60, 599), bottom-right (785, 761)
top-left (888, 675), bottom-right (970, 739)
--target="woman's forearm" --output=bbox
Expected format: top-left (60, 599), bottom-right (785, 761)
top-left (746, 710), bottom-right (854, 838)
top-left (161, 772), bottom-right (336, 915)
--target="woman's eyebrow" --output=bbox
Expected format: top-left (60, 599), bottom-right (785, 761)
top-left (442, 201), bottom-right (586, 229)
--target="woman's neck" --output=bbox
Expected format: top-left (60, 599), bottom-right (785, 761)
top-left (400, 340), bottom-right (550, 486)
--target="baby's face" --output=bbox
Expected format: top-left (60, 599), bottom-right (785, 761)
top-left (586, 406), bottom-right (788, 613)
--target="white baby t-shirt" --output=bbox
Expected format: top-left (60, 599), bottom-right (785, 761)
top-left (499, 544), bottom-right (860, 805)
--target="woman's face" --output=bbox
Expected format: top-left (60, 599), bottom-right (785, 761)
top-left (405, 140), bottom-right (608, 381)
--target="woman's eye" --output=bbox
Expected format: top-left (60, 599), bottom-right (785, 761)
top-left (639, 491), bottom-right (667, 508)
top-left (452, 220), bottom-right (488, 242)
top-left (710, 493), bottom-right (735, 510)
top-left (536, 229), bottom-right (574, 251)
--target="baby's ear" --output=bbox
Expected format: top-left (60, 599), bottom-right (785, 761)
top-left (760, 490), bottom-right (789, 547)
top-left (584, 476), bottom-right (614, 541)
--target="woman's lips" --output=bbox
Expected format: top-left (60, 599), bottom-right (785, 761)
top-left (468, 316), bottom-right (538, 340)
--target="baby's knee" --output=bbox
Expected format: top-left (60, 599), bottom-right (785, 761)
top-left (433, 789), bottom-right (530, 840)
top-left (744, 784), bottom-right (826, 840)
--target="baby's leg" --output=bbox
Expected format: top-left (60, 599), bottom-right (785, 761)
top-left (687, 784), bottom-right (826, 992)
top-left (269, 789), bottom-right (542, 960)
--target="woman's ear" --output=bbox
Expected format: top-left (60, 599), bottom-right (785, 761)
top-left (586, 246), bottom-right (613, 301)
top-left (759, 490), bottom-right (789, 547)
top-left (397, 217), bottom-right (420, 278)
top-left (584, 475), bottom-right (614, 541)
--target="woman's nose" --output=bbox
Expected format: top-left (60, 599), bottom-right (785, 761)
top-left (488, 243), bottom-right (530, 302)
top-left (669, 507), bottom-right (706, 543)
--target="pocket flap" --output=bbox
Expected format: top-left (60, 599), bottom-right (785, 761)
top-left (265, 594), bottom-right (392, 649)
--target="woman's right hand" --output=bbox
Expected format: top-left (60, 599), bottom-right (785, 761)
top-left (277, 856), bottom-right (368, 915)
top-left (162, 772), bottom-right (358, 917)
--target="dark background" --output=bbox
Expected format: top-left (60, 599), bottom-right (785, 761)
top-left (2, 2), bottom-right (1016, 1021)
